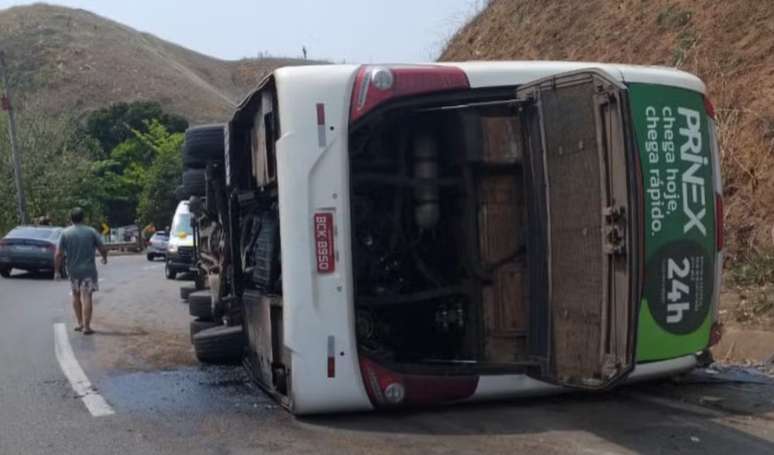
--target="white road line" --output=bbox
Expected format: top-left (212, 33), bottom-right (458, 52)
top-left (53, 323), bottom-right (115, 417)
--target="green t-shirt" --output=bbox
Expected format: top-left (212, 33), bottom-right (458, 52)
top-left (59, 224), bottom-right (104, 280)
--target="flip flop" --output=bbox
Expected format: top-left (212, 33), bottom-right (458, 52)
top-left (74, 326), bottom-right (83, 332)
top-left (83, 328), bottom-right (94, 335)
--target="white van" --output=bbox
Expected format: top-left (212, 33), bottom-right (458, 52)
top-left (186, 61), bottom-right (723, 414)
top-left (165, 201), bottom-right (195, 280)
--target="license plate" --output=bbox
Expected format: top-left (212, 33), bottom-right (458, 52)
top-left (14, 245), bottom-right (34, 252)
top-left (314, 212), bottom-right (335, 274)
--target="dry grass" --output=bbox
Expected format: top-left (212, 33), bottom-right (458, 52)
top-left (0, 4), bottom-right (310, 123)
top-left (440, 0), bottom-right (774, 266)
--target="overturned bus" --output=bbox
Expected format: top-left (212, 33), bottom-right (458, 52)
top-left (178, 61), bottom-right (724, 414)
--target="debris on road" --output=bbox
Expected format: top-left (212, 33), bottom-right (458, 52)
top-left (674, 364), bottom-right (774, 385)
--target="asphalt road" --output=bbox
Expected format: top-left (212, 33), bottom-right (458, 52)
top-left (1, 255), bottom-right (774, 454)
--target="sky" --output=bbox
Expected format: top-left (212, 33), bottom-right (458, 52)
top-left (0, 0), bottom-right (486, 62)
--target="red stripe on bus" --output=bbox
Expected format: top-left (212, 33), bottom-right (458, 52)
top-left (316, 103), bottom-right (325, 126)
top-left (327, 357), bottom-right (335, 378)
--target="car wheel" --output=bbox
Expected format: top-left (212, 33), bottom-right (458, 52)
top-left (146, 253), bottom-right (154, 261)
top-left (180, 285), bottom-right (197, 301)
top-left (188, 291), bottom-right (213, 319)
top-left (182, 169), bottom-right (206, 197)
top-left (182, 125), bottom-right (225, 169)
top-left (190, 318), bottom-right (219, 342)
top-left (192, 325), bottom-right (244, 364)
top-left (0, 267), bottom-right (11, 278)
top-left (165, 264), bottom-right (176, 280)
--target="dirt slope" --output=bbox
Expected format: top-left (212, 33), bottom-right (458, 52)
top-left (0, 3), bottom-right (309, 123)
top-left (441, 0), bottom-right (774, 262)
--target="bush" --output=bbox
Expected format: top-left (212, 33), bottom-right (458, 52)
top-left (134, 121), bottom-right (184, 228)
top-left (0, 111), bottom-right (101, 232)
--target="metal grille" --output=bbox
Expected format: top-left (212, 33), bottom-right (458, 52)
top-left (541, 83), bottom-right (604, 382)
top-left (178, 246), bottom-right (195, 260)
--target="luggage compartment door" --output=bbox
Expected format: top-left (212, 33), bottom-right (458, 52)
top-left (518, 70), bottom-right (638, 389)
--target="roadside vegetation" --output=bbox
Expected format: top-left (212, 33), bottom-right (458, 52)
top-left (439, 0), bottom-right (774, 304)
top-left (0, 3), bottom-right (315, 235)
top-left (0, 100), bottom-right (187, 234)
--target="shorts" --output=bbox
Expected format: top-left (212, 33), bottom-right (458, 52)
top-left (70, 276), bottom-right (99, 294)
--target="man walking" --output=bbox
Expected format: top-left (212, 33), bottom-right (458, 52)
top-left (55, 208), bottom-right (108, 335)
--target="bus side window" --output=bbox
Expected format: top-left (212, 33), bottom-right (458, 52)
top-left (252, 88), bottom-right (280, 187)
top-left (264, 111), bottom-right (276, 182)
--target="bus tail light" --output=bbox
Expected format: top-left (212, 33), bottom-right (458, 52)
top-left (349, 65), bottom-right (470, 123)
top-left (704, 95), bottom-right (716, 120)
top-left (358, 356), bottom-right (478, 408)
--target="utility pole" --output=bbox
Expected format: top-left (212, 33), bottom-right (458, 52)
top-left (0, 50), bottom-right (28, 225)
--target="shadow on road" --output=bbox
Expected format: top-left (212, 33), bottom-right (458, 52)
top-left (98, 366), bottom-right (274, 415)
top-left (2, 270), bottom-right (56, 280)
top-left (300, 380), bottom-right (774, 453)
top-left (88, 328), bottom-right (149, 337)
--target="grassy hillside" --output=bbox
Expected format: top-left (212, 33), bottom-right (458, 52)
top-left (441, 0), bottom-right (774, 264)
top-left (0, 3), bottom-right (309, 123)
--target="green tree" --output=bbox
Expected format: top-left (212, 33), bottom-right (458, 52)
top-left (83, 101), bottom-right (188, 158)
top-left (0, 100), bottom-right (187, 235)
top-left (91, 136), bottom-right (153, 226)
top-left (134, 121), bottom-right (184, 228)
top-left (0, 111), bottom-right (102, 234)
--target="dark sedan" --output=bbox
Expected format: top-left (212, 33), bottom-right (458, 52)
top-left (0, 226), bottom-right (64, 278)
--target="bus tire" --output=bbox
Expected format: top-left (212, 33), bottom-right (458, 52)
top-left (188, 290), bottom-right (212, 319)
top-left (182, 169), bottom-right (206, 197)
top-left (165, 264), bottom-right (176, 280)
top-left (183, 125), bottom-right (225, 168)
top-left (192, 325), bottom-right (244, 364)
top-left (180, 285), bottom-right (197, 301)
top-left (190, 318), bottom-right (219, 342)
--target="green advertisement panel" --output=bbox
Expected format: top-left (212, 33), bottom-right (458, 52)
top-left (628, 83), bottom-right (717, 361)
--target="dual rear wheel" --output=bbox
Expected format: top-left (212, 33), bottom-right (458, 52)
top-left (177, 125), bottom-right (244, 365)
top-left (184, 290), bottom-right (245, 364)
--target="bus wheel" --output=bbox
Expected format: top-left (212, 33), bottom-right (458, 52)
top-left (188, 291), bottom-right (213, 320)
top-left (190, 318), bottom-right (218, 342)
top-left (180, 285), bottom-right (197, 301)
top-left (165, 264), bottom-right (176, 280)
top-left (192, 325), bottom-right (244, 364)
